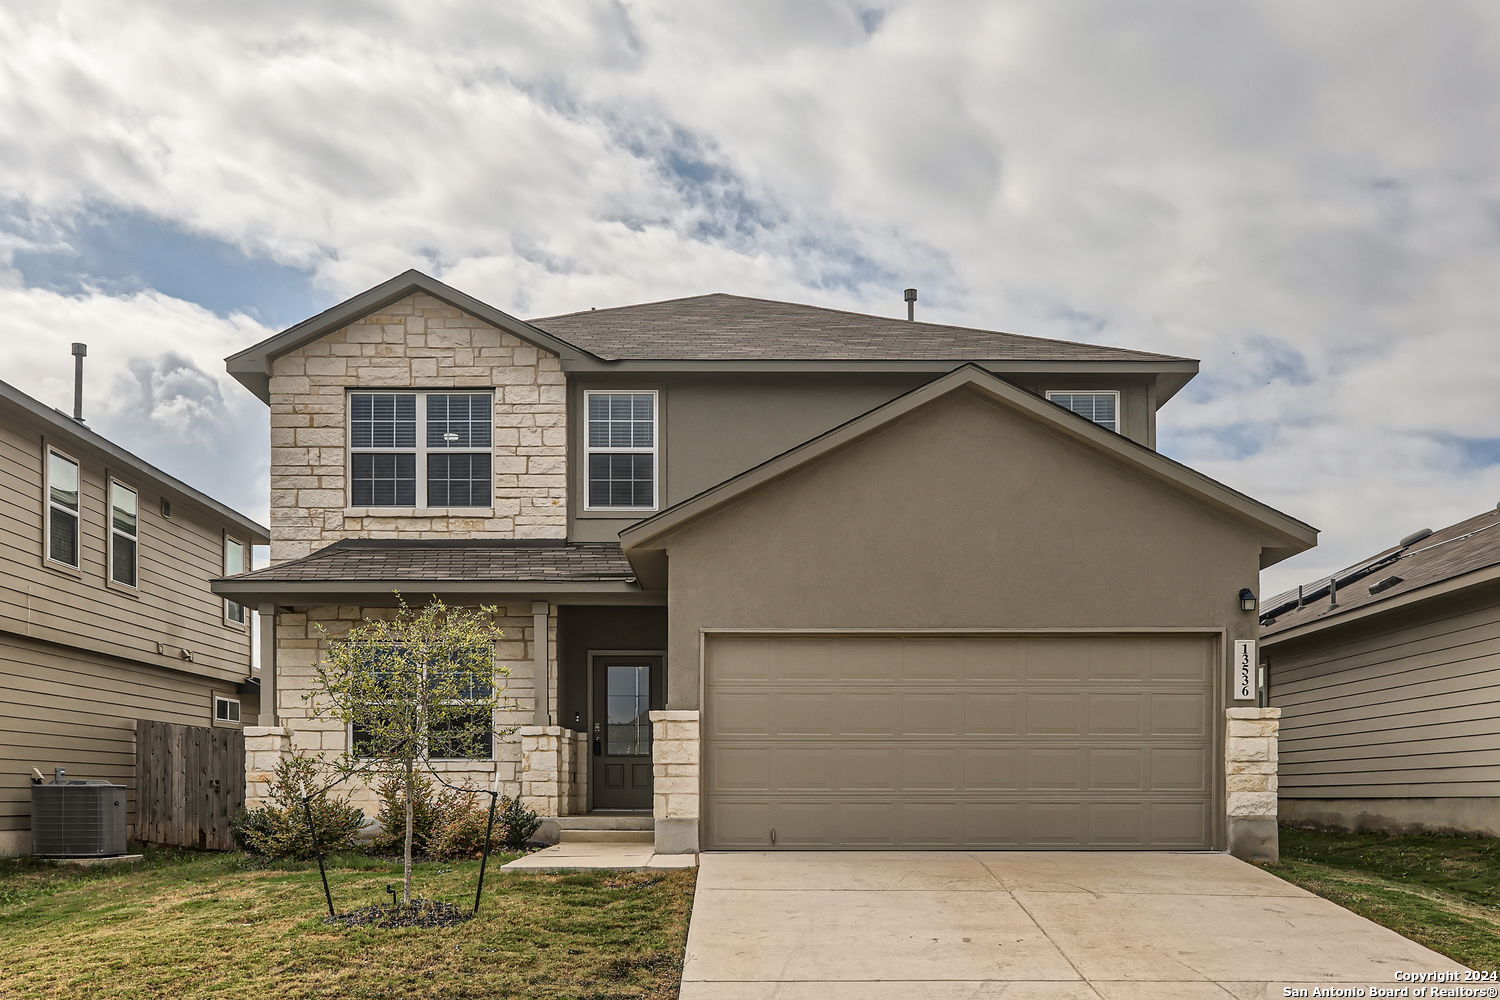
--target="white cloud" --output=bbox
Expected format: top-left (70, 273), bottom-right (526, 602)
top-left (1, 1), bottom-right (1498, 593)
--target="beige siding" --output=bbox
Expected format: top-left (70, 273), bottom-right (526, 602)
top-left (1272, 584), bottom-right (1500, 798)
top-left (0, 633), bottom-right (257, 842)
top-left (0, 415), bottom-right (254, 681)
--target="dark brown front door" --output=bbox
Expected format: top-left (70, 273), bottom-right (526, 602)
top-left (590, 654), bottom-right (664, 810)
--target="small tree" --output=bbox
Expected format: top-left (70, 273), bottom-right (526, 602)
top-left (309, 596), bottom-right (507, 903)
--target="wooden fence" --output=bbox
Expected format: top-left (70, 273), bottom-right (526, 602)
top-left (134, 720), bottom-right (245, 850)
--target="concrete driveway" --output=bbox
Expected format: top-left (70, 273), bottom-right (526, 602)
top-left (679, 852), bottom-right (1466, 998)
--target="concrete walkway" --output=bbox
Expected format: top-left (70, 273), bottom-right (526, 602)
top-left (500, 840), bottom-right (697, 871)
top-left (680, 852), bottom-right (1466, 998)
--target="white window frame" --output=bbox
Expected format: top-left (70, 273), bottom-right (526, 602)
top-left (1045, 389), bottom-right (1121, 433)
top-left (582, 389), bottom-right (659, 512)
top-left (214, 695), bottom-right (242, 724)
top-left (346, 642), bottom-right (498, 763)
top-left (44, 446), bottom-right (82, 570)
top-left (347, 390), bottom-right (494, 509)
top-left (223, 535), bottom-right (248, 627)
top-left (107, 479), bottom-right (140, 589)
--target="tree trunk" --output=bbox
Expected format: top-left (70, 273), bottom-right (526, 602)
top-left (403, 760), bottom-right (414, 904)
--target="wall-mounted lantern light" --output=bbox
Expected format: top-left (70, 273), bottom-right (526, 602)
top-left (1239, 588), bottom-right (1258, 613)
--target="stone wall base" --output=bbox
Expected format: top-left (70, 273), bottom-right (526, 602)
top-left (1282, 797), bottom-right (1500, 838)
top-left (519, 725), bottom-right (586, 818)
top-left (651, 710), bottom-right (700, 854)
top-left (1225, 707), bottom-right (1280, 863)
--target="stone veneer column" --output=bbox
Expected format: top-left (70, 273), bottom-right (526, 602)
top-left (520, 725), bottom-right (577, 818)
top-left (1225, 707), bottom-right (1280, 862)
top-left (244, 726), bottom-right (291, 810)
top-left (650, 711), bottom-right (700, 854)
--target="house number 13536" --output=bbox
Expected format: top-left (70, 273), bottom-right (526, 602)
top-left (1232, 640), bottom-right (1256, 701)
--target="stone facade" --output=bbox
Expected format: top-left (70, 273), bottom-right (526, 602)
top-left (267, 291), bottom-right (567, 563)
top-left (256, 602), bottom-right (553, 816)
top-left (650, 710), bottom-right (700, 854)
top-left (1225, 706), bottom-right (1280, 862)
top-left (519, 725), bottom-right (587, 819)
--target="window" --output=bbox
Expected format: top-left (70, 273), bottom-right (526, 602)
top-left (214, 696), bottom-right (241, 724)
top-left (224, 536), bottom-right (247, 625)
top-left (348, 643), bottom-right (495, 761)
top-left (45, 449), bottom-right (80, 568)
top-left (1046, 390), bottom-right (1120, 432)
top-left (349, 391), bottom-right (493, 508)
top-left (584, 390), bottom-right (657, 510)
top-left (108, 481), bottom-right (139, 587)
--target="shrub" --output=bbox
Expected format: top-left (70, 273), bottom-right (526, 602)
top-left (428, 795), bottom-right (492, 860)
top-left (498, 795), bottom-right (541, 850)
top-left (232, 755), bottom-right (365, 860)
top-left (367, 773), bottom-right (444, 857)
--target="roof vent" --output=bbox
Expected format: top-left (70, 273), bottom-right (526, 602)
top-left (1368, 575), bottom-right (1404, 595)
top-left (904, 288), bottom-right (917, 321)
top-left (1398, 528), bottom-right (1433, 548)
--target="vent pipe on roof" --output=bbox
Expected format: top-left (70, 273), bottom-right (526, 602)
top-left (904, 288), bottom-right (917, 321)
top-left (70, 343), bottom-right (87, 422)
top-left (1398, 527), bottom-right (1433, 548)
top-left (1329, 577), bottom-right (1338, 609)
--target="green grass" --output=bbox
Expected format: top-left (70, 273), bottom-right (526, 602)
top-left (1266, 826), bottom-right (1500, 971)
top-left (0, 848), bottom-right (696, 999)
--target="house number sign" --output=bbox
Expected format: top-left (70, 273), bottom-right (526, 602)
top-left (1232, 640), bottom-right (1256, 701)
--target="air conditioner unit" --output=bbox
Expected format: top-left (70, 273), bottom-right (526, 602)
top-left (30, 772), bottom-right (128, 858)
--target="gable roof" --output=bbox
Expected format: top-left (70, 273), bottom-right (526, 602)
top-left (1261, 506), bottom-right (1500, 644)
top-left (226, 271), bottom-right (1199, 401)
top-left (0, 378), bottom-right (269, 543)
top-left (619, 364), bottom-right (1316, 572)
top-left (532, 292), bottom-right (1190, 364)
top-left (225, 270), bottom-right (596, 401)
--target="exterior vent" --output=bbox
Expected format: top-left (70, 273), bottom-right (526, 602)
top-left (31, 774), bottom-right (128, 858)
top-left (1368, 575), bottom-right (1404, 595)
top-left (1399, 528), bottom-right (1433, 548)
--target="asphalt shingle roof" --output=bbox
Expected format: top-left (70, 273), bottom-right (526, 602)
top-left (530, 293), bottom-right (1190, 363)
top-left (1261, 506), bottom-right (1500, 637)
top-left (222, 539), bottom-right (636, 584)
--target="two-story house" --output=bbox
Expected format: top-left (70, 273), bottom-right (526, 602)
top-left (0, 377), bottom-right (269, 855)
top-left (216, 270), bottom-right (1316, 860)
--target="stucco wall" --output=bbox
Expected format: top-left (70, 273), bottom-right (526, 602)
top-left (268, 291), bottom-right (566, 563)
top-left (653, 387), bottom-right (1264, 709)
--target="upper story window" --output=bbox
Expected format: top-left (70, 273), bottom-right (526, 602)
top-left (224, 536), bottom-right (248, 626)
top-left (1046, 390), bottom-right (1120, 433)
top-left (214, 695), bottom-right (242, 724)
top-left (108, 480), bottom-right (139, 588)
top-left (45, 448), bottom-right (81, 568)
top-left (584, 390), bottom-right (657, 511)
top-left (349, 391), bottom-right (493, 508)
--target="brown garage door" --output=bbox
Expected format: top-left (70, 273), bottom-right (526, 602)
top-left (703, 633), bottom-right (1217, 850)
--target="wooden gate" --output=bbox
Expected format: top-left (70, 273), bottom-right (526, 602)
top-left (134, 720), bottom-right (245, 850)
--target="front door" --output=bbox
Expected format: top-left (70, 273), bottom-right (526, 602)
top-left (590, 654), bottom-right (664, 810)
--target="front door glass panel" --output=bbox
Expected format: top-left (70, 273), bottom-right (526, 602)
top-left (605, 664), bottom-right (651, 756)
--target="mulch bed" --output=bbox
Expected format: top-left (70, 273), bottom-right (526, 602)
top-left (324, 899), bottom-right (472, 929)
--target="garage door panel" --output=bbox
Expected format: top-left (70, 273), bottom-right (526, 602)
top-left (704, 634), bottom-right (1216, 850)
top-left (1025, 693), bottom-right (1086, 736)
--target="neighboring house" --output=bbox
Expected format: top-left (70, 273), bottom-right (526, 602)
top-left (0, 378), bottom-right (269, 856)
top-left (215, 270), bottom-right (1316, 860)
top-left (1261, 504), bottom-right (1500, 837)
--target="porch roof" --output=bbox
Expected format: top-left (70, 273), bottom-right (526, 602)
top-left (212, 538), bottom-right (648, 603)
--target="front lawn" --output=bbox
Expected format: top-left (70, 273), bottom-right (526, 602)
top-left (0, 849), bottom-right (696, 999)
top-left (1266, 826), bottom-right (1500, 971)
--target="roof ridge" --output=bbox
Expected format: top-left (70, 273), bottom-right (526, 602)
top-left (531, 292), bottom-right (1191, 363)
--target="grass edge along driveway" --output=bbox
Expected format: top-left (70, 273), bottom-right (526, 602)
top-left (0, 849), bottom-right (696, 1000)
top-left (1264, 825), bottom-right (1500, 972)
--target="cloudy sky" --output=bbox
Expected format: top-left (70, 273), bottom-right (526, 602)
top-left (2, 1), bottom-right (1497, 594)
